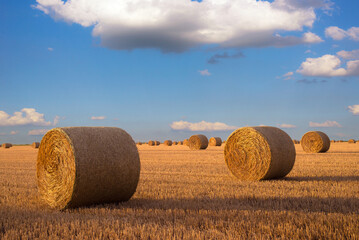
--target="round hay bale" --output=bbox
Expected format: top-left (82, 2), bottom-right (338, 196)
top-left (183, 139), bottom-right (189, 146)
top-left (173, 141), bottom-right (177, 145)
top-left (188, 135), bottom-right (208, 150)
top-left (301, 131), bottom-right (330, 153)
top-left (2, 143), bottom-right (12, 148)
top-left (32, 142), bottom-right (40, 148)
top-left (155, 141), bottom-right (160, 146)
top-left (36, 127), bottom-right (140, 210)
top-left (224, 126), bottom-right (295, 181)
top-left (164, 140), bottom-right (172, 146)
top-left (331, 140), bottom-right (336, 143)
top-left (136, 142), bottom-right (142, 145)
top-left (209, 137), bottom-right (222, 146)
top-left (178, 141), bottom-right (183, 145)
top-left (148, 140), bottom-right (155, 146)
top-left (348, 139), bottom-right (356, 143)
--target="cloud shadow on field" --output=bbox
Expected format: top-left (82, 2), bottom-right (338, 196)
top-left (99, 195), bottom-right (359, 214)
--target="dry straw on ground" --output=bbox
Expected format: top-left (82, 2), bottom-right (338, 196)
top-left (301, 131), bottom-right (330, 153)
top-left (224, 126), bottom-right (296, 181)
top-left (348, 139), bottom-right (356, 143)
top-left (32, 142), bottom-right (40, 148)
top-left (209, 137), bottom-right (222, 146)
top-left (2, 143), bottom-right (12, 148)
top-left (36, 127), bottom-right (140, 210)
top-left (148, 140), bottom-right (155, 146)
top-left (183, 139), bottom-right (189, 146)
top-left (188, 135), bottom-right (208, 150)
top-left (163, 140), bottom-right (172, 146)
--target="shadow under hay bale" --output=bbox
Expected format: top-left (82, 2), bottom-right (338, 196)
top-left (224, 126), bottom-right (295, 181)
top-left (188, 135), bottom-right (208, 150)
top-left (37, 127), bottom-right (140, 210)
top-left (301, 131), bottom-right (330, 153)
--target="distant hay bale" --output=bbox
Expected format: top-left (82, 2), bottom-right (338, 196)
top-left (301, 131), bottom-right (330, 153)
top-left (172, 141), bottom-right (177, 145)
top-left (188, 135), bottom-right (208, 150)
top-left (2, 143), bottom-right (12, 148)
top-left (183, 139), bottom-right (189, 146)
top-left (136, 142), bottom-right (142, 145)
top-left (224, 126), bottom-right (295, 181)
top-left (155, 141), bottom-right (160, 146)
top-left (292, 140), bottom-right (300, 144)
top-left (32, 142), bottom-right (40, 148)
top-left (209, 137), bottom-right (222, 146)
top-left (331, 140), bottom-right (336, 143)
top-left (178, 141), bottom-right (183, 145)
top-left (148, 140), bottom-right (155, 146)
top-left (164, 140), bottom-right (173, 146)
top-left (36, 127), bottom-right (140, 210)
top-left (348, 139), bottom-right (356, 143)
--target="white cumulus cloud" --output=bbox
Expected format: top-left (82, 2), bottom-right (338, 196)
top-left (296, 54), bottom-right (359, 77)
top-left (34, 0), bottom-right (328, 52)
top-left (28, 129), bottom-right (49, 136)
top-left (278, 123), bottom-right (296, 128)
top-left (91, 116), bottom-right (106, 120)
top-left (348, 105), bottom-right (359, 115)
top-left (325, 26), bottom-right (359, 41)
top-left (309, 120), bottom-right (342, 127)
top-left (0, 108), bottom-right (55, 126)
top-left (170, 120), bottom-right (237, 131)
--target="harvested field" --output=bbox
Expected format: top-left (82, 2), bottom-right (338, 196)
top-left (1, 144), bottom-right (359, 239)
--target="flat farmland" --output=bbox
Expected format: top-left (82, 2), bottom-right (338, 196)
top-left (1, 143), bottom-right (359, 239)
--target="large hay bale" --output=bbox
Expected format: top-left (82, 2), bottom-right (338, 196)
top-left (183, 139), bottom-right (189, 146)
top-left (209, 137), bottom-right (222, 146)
top-left (2, 143), bottom-right (12, 148)
top-left (148, 140), bottom-right (155, 146)
top-left (224, 126), bottom-right (295, 181)
top-left (164, 140), bottom-right (172, 146)
top-left (188, 135), bottom-right (208, 150)
top-left (348, 139), bottom-right (356, 143)
top-left (301, 131), bottom-right (330, 153)
top-left (36, 127), bottom-right (140, 210)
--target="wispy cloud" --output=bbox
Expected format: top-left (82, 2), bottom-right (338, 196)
top-left (296, 79), bottom-right (327, 84)
top-left (0, 108), bottom-right (54, 126)
top-left (278, 123), bottom-right (296, 128)
top-left (282, 72), bottom-right (294, 80)
top-left (198, 69), bottom-right (211, 76)
top-left (207, 52), bottom-right (244, 64)
top-left (309, 120), bottom-right (342, 127)
top-left (47, 47), bottom-right (54, 51)
top-left (10, 131), bottom-right (18, 135)
top-left (170, 120), bottom-right (237, 131)
top-left (348, 105), bottom-right (359, 115)
top-left (91, 116), bottom-right (106, 120)
top-left (28, 129), bottom-right (49, 136)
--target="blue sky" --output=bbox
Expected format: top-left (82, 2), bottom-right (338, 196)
top-left (0, 0), bottom-right (358, 144)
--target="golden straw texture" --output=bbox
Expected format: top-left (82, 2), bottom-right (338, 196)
top-left (2, 143), bottom-right (12, 148)
top-left (188, 135), bottom-right (208, 150)
top-left (209, 137), bottom-right (222, 146)
top-left (301, 131), bottom-right (330, 153)
top-left (224, 126), bottom-right (296, 181)
top-left (36, 127), bottom-right (140, 210)
top-left (348, 139), bottom-right (356, 143)
top-left (164, 140), bottom-right (172, 146)
top-left (32, 142), bottom-right (40, 148)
